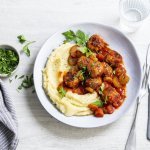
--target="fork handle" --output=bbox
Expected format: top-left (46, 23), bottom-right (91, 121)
top-left (147, 92), bottom-right (150, 140)
top-left (125, 98), bottom-right (139, 150)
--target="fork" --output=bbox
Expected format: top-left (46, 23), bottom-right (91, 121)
top-left (125, 48), bottom-right (150, 150)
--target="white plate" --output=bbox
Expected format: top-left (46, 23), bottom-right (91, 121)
top-left (34, 23), bottom-right (142, 128)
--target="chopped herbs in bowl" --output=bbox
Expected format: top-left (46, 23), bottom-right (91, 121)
top-left (0, 45), bottom-right (20, 77)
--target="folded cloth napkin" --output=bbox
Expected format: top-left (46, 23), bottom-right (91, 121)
top-left (0, 79), bottom-right (19, 150)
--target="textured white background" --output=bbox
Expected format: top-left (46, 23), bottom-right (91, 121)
top-left (0, 0), bottom-right (150, 149)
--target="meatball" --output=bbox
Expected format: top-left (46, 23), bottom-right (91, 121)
top-left (87, 61), bottom-right (103, 78)
top-left (101, 62), bottom-right (113, 77)
top-left (77, 56), bottom-right (89, 69)
top-left (70, 45), bottom-right (83, 58)
top-left (85, 77), bottom-right (102, 91)
top-left (87, 34), bottom-right (108, 52)
top-left (105, 50), bottom-right (123, 66)
top-left (103, 85), bottom-right (121, 104)
top-left (63, 72), bottom-right (79, 88)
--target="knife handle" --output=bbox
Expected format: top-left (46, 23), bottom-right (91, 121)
top-left (147, 87), bottom-right (150, 140)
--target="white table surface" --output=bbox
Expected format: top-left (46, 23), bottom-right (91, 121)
top-left (0, 0), bottom-right (150, 149)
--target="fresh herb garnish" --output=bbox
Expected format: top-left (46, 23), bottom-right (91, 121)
top-left (18, 75), bottom-right (24, 79)
top-left (15, 75), bottom-right (18, 79)
top-left (58, 87), bottom-right (66, 98)
top-left (75, 30), bottom-right (89, 46)
top-left (0, 48), bottom-right (19, 74)
top-left (62, 30), bottom-right (93, 57)
top-left (17, 35), bottom-right (35, 57)
top-left (17, 35), bottom-right (26, 44)
top-left (18, 74), bottom-right (34, 89)
top-left (62, 30), bottom-right (76, 43)
top-left (92, 100), bottom-right (104, 107)
top-left (62, 30), bottom-right (89, 46)
top-left (22, 41), bottom-right (35, 57)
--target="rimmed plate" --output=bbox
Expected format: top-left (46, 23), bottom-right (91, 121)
top-left (34, 23), bottom-right (142, 128)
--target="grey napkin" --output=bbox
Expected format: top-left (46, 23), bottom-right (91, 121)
top-left (0, 79), bottom-right (19, 150)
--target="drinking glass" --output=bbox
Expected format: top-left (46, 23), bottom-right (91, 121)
top-left (119, 0), bottom-right (150, 33)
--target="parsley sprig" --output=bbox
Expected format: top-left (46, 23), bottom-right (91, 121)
top-left (17, 35), bottom-right (35, 57)
top-left (62, 30), bottom-right (93, 57)
top-left (92, 99), bottom-right (104, 107)
top-left (62, 30), bottom-right (89, 46)
top-left (58, 87), bottom-right (66, 98)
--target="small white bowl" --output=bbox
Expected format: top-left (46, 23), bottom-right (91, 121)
top-left (0, 45), bottom-right (20, 78)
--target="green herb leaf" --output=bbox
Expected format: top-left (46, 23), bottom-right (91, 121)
top-left (92, 100), bottom-right (104, 107)
top-left (62, 30), bottom-right (89, 47)
top-left (58, 87), bottom-right (66, 98)
top-left (15, 75), bottom-right (18, 79)
top-left (78, 46), bottom-right (88, 53)
top-left (18, 75), bottom-right (24, 79)
top-left (17, 35), bottom-right (26, 44)
top-left (22, 41), bottom-right (35, 57)
top-left (76, 30), bottom-right (89, 46)
top-left (18, 85), bottom-right (22, 90)
top-left (62, 30), bottom-right (76, 42)
top-left (18, 74), bottom-right (34, 90)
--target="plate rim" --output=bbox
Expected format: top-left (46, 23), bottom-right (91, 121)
top-left (33, 22), bottom-right (142, 128)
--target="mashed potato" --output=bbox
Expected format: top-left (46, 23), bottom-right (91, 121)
top-left (43, 43), bottom-right (98, 116)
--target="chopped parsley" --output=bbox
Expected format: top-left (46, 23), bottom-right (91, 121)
top-left (15, 75), bottom-right (18, 79)
top-left (92, 99), bottom-right (104, 107)
top-left (18, 75), bottom-right (25, 79)
top-left (58, 87), bottom-right (66, 98)
top-left (18, 74), bottom-right (34, 89)
top-left (0, 48), bottom-right (19, 75)
top-left (17, 35), bottom-right (26, 44)
top-left (22, 41), bottom-right (35, 57)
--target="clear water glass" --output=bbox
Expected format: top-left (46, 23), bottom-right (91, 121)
top-left (119, 0), bottom-right (150, 33)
